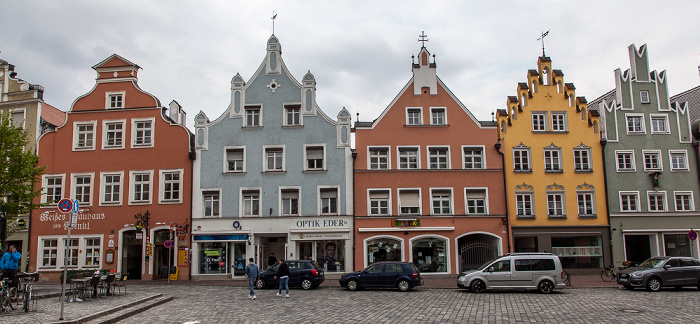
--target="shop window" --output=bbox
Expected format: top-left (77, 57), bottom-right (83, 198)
top-left (199, 242), bottom-right (228, 274)
top-left (366, 237), bottom-right (402, 265)
top-left (84, 238), bottom-right (101, 267)
top-left (412, 237), bottom-right (447, 273)
top-left (42, 239), bottom-right (58, 267)
top-left (551, 236), bottom-right (603, 269)
top-left (317, 241), bottom-right (345, 272)
top-left (664, 234), bottom-right (691, 257)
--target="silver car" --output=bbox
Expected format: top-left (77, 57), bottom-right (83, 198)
top-left (617, 256), bottom-right (700, 291)
top-left (457, 253), bottom-right (566, 294)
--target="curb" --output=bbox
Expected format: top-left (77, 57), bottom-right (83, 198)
top-left (47, 293), bottom-right (163, 324)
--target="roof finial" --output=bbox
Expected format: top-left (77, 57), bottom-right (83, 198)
top-left (271, 11), bottom-right (278, 34)
top-left (418, 31), bottom-right (428, 48)
top-left (537, 30), bottom-right (550, 57)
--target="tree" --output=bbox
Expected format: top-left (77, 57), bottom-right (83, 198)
top-left (0, 111), bottom-right (45, 246)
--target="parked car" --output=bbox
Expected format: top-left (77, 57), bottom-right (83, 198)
top-left (255, 260), bottom-right (325, 290)
top-left (457, 253), bottom-right (566, 294)
top-left (339, 262), bottom-right (423, 292)
top-left (617, 256), bottom-right (700, 291)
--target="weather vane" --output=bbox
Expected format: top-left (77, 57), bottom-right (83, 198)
top-left (418, 31), bottom-right (428, 48)
top-left (271, 11), bottom-right (278, 34)
top-left (537, 30), bottom-right (550, 57)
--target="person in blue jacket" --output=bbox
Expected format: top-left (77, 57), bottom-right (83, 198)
top-left (244, 258), bottom-right (259, 300)
top-left (0, 245), bottom-right (21, 288)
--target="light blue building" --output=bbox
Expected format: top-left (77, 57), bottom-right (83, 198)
top-left (191, 35), bottom-right (353, 280)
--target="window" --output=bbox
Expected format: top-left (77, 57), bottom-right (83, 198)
top-left (547, 192), bottom-right (565, 218)
top-left (285, 105), bottom-right (301, 126)
top-left (428, 147), bottom-right (449, 169)
top-left (42, 239), bottom-right (58, 267)
top-left (132, 118), bottom-right (154, 147)
top-left (106, 92), bottom-right (125, 109)
top-left (674, 192), bottom-right (694, 211)
top-left (43, 175), bottom-right (64, 205)
top-left (103, 120), bottom-right (125, 149)
top-left (160, 169), bottom-right (183, 203)
top-left (399, 189), bottom-right (420, 215)
top-left (74, 121), bottom-right (96, 150)
top-left (398, 147), bottom-right (419, 169)
top-left (369, 190), bottom-right (390, 216)
top-left (532, 112), bottom-right (547, 131)
top-left (620, 192), bottom-right (640, 212)
top-left (573, 147), bottom-right (591, 172)
top-left (101, 172), bottom-right (123, 205)
top-left (320, 188), bottom-right (338, 215)
top-left (640, 91), bottom-right (650, 103)
top-left (84, 238), bottom-right (100, 267)
top-left (551, 112), bottom-right (567, 131)
top-left (616, 151), bottom-right (635, 171)
top-left (431, 108), bottom-right (446, 125)
top-left (670, 151), bottom-right (688, 171)
top-left (242, 189), bottom-right (261, 217)
top-left (643, 151), bottom-right (662, 171)
top-left (305, 145), bottom-right (325, 171)
top-left (650, 114), bottom-right (669, 134)
top-left (203, 191), bottom-right (220, 217)
top-left (264, 146), bottom-right (284, 171)
top-left (368, 147), bottom-right (389, 170)
top-left (513, 145), bottom-right (531, 172)
top-left (515, 192), bottom-right (534, 218)
top-left (281, 189), bottom-right (300, 216)
top-left (465, 189), bottom-right (486, 215)
top-left (72, 174), bottom-right (93, 206)
top-left (245, 106), bottom-right (261, 127)
top-left (462, 147), bottom-right (484, 169)
top-left (431, 189), bottom-right (452, 215)
top-left (225, 147), bottom-right (245, 172)
top-left (543, 147), bottom-right (562, 172)
top-left (406, 108), bottom-right (422, 125)
top-left (577, 192), bottom-right (595, 217)
top-left (11, 109), bottom-right (25, 128)
top-left (647, 192), bottom-right (667, 212)
top-left (64, 238), bottom-right (79, 267)
top-left (130, 171), bottom-right (152, 204)
top-left (626, 114), bottom-right (645, 133)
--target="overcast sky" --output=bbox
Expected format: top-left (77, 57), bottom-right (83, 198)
top-left (2, 1), bottom-right (699, 129)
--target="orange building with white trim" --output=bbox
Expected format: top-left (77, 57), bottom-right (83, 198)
top-left (353, 40), bottom-right (509, 275)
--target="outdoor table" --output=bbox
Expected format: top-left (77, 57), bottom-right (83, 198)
top-left (69, 278), bottom-right (89, 302)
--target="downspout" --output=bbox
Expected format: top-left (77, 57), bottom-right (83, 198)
top-left (601, 138), bottom-right (613, 266)
top-left (495, 139), bottom-right (511, 253)
top-left (351, 149), bottom-right (357, 272)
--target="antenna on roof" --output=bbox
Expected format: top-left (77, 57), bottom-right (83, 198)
top-left (356, 112), bottom-right (359, 122)
top-left (271, 11), bottom-right (278, 34)
top-left (537, 30), bottom-right (550, 57)
top-left (418, 31), bottom-right (428, 48)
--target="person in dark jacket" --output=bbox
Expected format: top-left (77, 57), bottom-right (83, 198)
top-left (273, 259), bottom-right (290, 298)
top-left (0, 245), bottom-right (21, 288)
top-left (267, 253), bottom-right (277, 268)
top-left (244, 258), bottom-right (259, 299)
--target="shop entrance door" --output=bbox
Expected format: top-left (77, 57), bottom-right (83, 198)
top-left (624, 235), bottom-right (652, 264)
top-left (231, 242), bottom-right (246, 277)
top-left (121, 230), bottom-right (143, 280)
top-left (153, 230), bottom-right (170, 279)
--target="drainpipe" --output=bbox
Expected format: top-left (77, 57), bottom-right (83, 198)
top-left (600, 138), bottom-right (613, 267)
top-left (351, 149), bottom-right (357, 272)
top-left (495, 139), bottom-right (511, 253)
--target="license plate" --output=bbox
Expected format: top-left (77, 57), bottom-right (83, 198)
top-left (618, 278), bottom-right (628, 283)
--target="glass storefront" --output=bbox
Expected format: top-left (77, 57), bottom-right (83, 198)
top-left (199, 242), bottom-right (228, 274)
top-left (412, 237), bottom-right (447, 273)
top-left (664, 234), bottom-right (691, 257)
top-left (232, 243), bottom-right (247, 276)
top-left (551, 236), bottom-right (603, 269)
top-left (316, 240), bottom-right (345, 273)
top-left (366, 238), bottom-right (401, 265)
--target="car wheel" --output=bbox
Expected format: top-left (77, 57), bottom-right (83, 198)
top-left (254, 278), bottom-right (265, 289)
top-left (301, 278), bottom-right (313, 290)
top-left (397, 279), bottom-right (411, 292)
top-left (347, 279), bottom-right (359, 291)
top-left (470, 280), bottom-right (486, 293)
top-left (646, 277), bottom-right (662, 292)
top-left (538, 280), bottom-right (554, 294)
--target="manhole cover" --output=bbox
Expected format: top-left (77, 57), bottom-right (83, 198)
top-left (620, 309), bottom-right (643, 313)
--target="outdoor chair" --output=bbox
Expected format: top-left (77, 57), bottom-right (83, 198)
top-left (112, 275), bottom-right (127, 295)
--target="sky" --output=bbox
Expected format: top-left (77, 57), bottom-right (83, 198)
top-left (2, 1), bottom-right (700, 130)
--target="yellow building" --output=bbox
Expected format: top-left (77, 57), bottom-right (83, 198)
top-left (497, 56), bottom-right (610, 272)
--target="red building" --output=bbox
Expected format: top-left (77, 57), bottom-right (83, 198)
top-left (353, 40), bottom-right (509, 275)
top-left (30, 55), bottom-right (193, 280)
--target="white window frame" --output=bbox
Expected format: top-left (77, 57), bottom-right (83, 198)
top-left (11, 108), bottom-right (26, 129)
top-left (515, 191), bottom-right (534, 218)
top-left (615, 150), bottom-right (636, 172)
top-left (546, 191), bottom-right (566, 218)
top-left (131, 117), bottom-right (155, 148)
top-left (550, 112), bottom-right (567, 132)
top-left (625, 113), bottom-right (646, 134)
top-left (464, 188), bottom-right (488, 215)
top-left (72, 120), bottom-right (97, 151)
top-left (100, 171), bottom-right (124, 206)
top-left (318, 186), bottom-right (340, 216)
top-left (304, 144), bottom-right (326, 171)
top-left (649, 114), bottom-right (670, 134)
top-left (284, 105), bottom-right (302, 126)
top-left (576, 190), bottom-right (596, 217)
top-left (619, 191), bottom-right (640, 212)
top-left (40, 238), bottom-right (58, 268)
top-left (573, 147), bottom-right (592, 172)
top-left (101, 119), bottom-right (126, 150)
top-left (223, 146), bottom-right (246, 173)
top-left (240, 187), bottom-right (262, 217)
top-left (543, 147), bottom-right (562, 172)
top-left (642, 150), bottom-right (663, 172)
top-left (513, 147), bottom-right (531, 172)
top-left (462, 146), bottom-right (485, 170)
top-left (427, 146), bottom-right (450, 169)
top-left (669, 150), bottom-right (689, 171)
top-left (202, 189), bottom-right (222, 218)
top-left (674, 191), bottom-right (695, 212)
top-left (430, 107), bottom-right (447, 125)
top-left (263, 145), bottom-right (285, 172)
top-left (42, 174), bottom-right (66, 206)
top-left (37, 235), bottom-right (104, 270)
top-left (159, 169), bottom-right (183, 204)
top-left (368, 146), bottom-right (390, 170)
top-left (647, 191), bottom-right (667, 212)
top-left (406, 107), bottom-right (422, 125)
top-left (397, 146), bottom-right (420, 170)
top-left (279, 186), bottom-right (301, 216)
top-left (531, 112), bottom-right (547, 131)
top-left (83, 237), bottom-right (102, 267)
top-left (368, 189), bottom-right (391, 216)
top-left (129, 170), bottom-right (154, 205)
top-left (430, 188), bottom-right (453, 216)
top-left (640, 90), bottom-right (650, 103)
top-left (244, 106), bottom-right (262, 127)
top-left (105, 91), bottom-right (125, 109)
top-left (70, 172), bottom-right (95, 207)
top-left (398, 188), bottom-right (421, 215)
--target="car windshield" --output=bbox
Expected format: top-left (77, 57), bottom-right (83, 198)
top-left (638, 258), bottom-right (667, 268)
top-left (476, 257), bottom-right (501, 271)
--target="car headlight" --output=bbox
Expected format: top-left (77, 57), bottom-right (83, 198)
top-left (630, 273), bottom-right (643, 278)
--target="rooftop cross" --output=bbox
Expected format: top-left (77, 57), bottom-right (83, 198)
top-left (418, 31), bottom-right (428, 48)
top-left (537, 30), bottom-right (550, 57)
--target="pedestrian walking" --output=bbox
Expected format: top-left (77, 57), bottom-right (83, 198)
top-left (245, 258), bottom-right (259, 300)
top-left (273, 259), bottom-right (289, 298)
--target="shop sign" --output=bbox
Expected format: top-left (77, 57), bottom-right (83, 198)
top-left (204, 250), bottom-right (220, 257)
top-left (296, 232), bottom-right (349, 240)
top-left (391, 219), bottom-right (421, 227)
top-left (296, 219), bottom-right (347, 228)
top-left (39, 210), bottom-right (107, 230)
top-left (108, 239), bottom-right (115, 248)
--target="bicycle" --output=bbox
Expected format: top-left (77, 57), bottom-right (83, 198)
top-left (600, 264), bottom-right (617, 282)
top-left (19, 273), bottom-right (37, 312)
top-left (0, 278), bottom-right (17, 312)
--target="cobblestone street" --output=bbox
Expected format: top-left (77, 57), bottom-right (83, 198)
top-left (3, 282), bottom-right (700, 323)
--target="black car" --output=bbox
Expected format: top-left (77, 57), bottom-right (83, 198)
top-left (254, 260), bottom-right (325, 290)
top-left (339, 262), bottom-right (423, 292)
top-left (617, 256), bottom-right (700, 291)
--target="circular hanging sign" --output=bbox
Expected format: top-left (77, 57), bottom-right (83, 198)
top-left (219, 261), bottom-right (225, 267)
top-left (16, 219), bottom-right (26, 227)
top-left (689, 230), bottom-right (698, 241)
top-left (58, 198), bottom-right (73, 213)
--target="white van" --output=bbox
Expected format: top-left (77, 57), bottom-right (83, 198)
top-left (456, 253), bottom-right (566, 294)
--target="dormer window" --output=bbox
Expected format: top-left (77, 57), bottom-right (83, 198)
top-left (640, 91), bottom-right (650, 103)
top-left (106, 92), bottom-right (125, 109)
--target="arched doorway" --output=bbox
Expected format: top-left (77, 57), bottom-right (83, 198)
top-left (457, 233), bottom-right (500, 272)
top-left (121, 230), bottom-right (143, 280)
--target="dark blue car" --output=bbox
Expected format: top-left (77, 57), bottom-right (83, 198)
top-left (255, 260), bottom-right (325, 290)
top-left (339, 262), bottom-right (423, 292)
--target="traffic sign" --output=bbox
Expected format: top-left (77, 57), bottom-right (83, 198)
top-left (164, 240), bottom-right (173, 248)
top-left (58, 199), bottom-right (73, 213)
top-left (73, 199), bottom-right (80, 213)
top-left (689, 230), bottom-right (698, 241)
